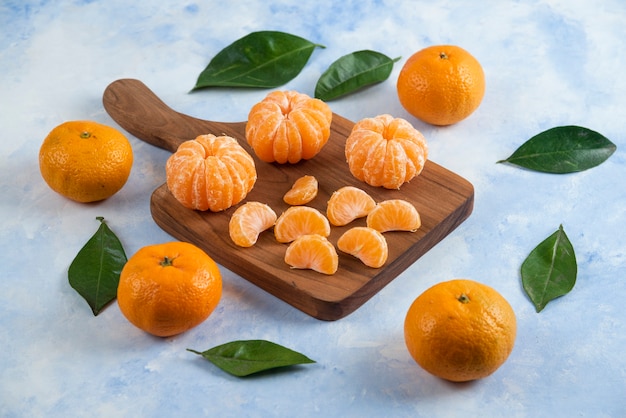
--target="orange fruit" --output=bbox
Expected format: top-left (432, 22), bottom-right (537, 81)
top-left (284, 234), bottom-right (338, 275)
top-left (337, 226), bottom-right (388, 268)
top-left (38, 120), bottom-right (133, 202)
top-left (397, 45), bottom-right (485, 126)
top-left (366, 199), bottom-right (421, 232)
top-left (326, 186), bottom-right (376, 226)
top-left (344, 114), bottom-right (428, 189)
top-left (404, 279), bottom-right (517, 382)
top-left (283, 175), bottom-right (318, 205)
top-left (245, 90), bottom-right (333, 163)
top-left (274, 206), bottom-right (331, 243)
top-left (165, 134), bottom-right (257, 212)
top-left (229, 201), bottom-right (277, 247)
top-left (117, 241), bottom-right (222, 337)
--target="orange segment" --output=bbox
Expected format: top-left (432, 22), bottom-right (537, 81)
top-left (274, 206), bottom-right (331, 243)
top-left (337, 227), bottom-right (388, 268)
top-left (228, 202), bottom-right (277, 247)
top-left (326, 186), bottom-right (376, 226)
top-left (283, 175), bottom-right (318, 205)
top-left (366, 199), bottom-right (421, 232)
top-left (284, 234), bottom-right (338, 275)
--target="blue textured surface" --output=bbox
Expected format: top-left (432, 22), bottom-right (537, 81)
top-left (1, 1), bottom-right (625, 417)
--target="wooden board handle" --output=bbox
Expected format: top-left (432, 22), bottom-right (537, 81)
top-left (102, 78), bottom-right (244, 152)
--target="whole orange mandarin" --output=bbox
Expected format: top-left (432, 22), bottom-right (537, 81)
top-left (117, 241), bottom-right (222, 337)
top-left (397, 45), bottom-right (485, 126)
top-left (39, 120), bottom-right (133, 202)
top-left (404, 279), bottom-right (516, 382)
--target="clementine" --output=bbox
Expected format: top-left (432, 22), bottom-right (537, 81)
top-left (117, 241), bottom-right (222, 337)
top-left (39, 120), bottom-right (133, 202)
top-left (246, 90), bottom-right (333, 163)
top-left (404, 279), bottom-right (517, 382)
top-left (397, 45), bottom-right (485, 126)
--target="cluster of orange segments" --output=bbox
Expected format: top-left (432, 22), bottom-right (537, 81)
top-left (229, 177), bottom-right (421, 275)
top-left (165, 89), bottom-right (428, 275)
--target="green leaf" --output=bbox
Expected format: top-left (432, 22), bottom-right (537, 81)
top-left (68, 217), bottom-right (127, 315)
top-left (193, 31), bottom-right (324, 90)
top-left (314, 50), bottom-right (400, 101)
top-left (188, 340), bottom-right (315, 377)
top-left (521, 225), bottom-right (577, 312)
top-left (498, 125), bottom-right (616, 173)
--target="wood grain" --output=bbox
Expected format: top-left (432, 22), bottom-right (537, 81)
top-left (103, 78), bottom-right (474, 321)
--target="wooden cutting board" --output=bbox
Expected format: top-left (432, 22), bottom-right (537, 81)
top-left (103, 78), bottom-right (474, 321)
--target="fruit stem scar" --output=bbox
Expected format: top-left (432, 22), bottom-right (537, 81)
top-left (80, 131), bottom-right (91, 139)
top-left (439, 52), bottom-right (448, 60)
top-left (160, 256), bottom-right (177, 267)
top-left (458, 293), bottom-right (470, 304)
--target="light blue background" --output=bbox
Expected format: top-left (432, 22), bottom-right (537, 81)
top-left (1, 1), bottom-right (625, 417)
